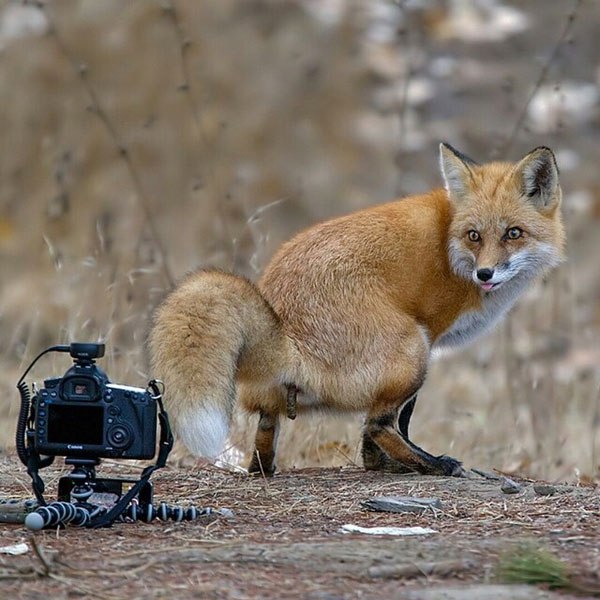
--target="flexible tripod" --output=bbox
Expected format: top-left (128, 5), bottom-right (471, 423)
top-left (57, 457), bottom-right (153, 505)
top-left (25, 457), bottom-right (207, 530)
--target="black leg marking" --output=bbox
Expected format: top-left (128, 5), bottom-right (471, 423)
top-left (397, 394), bottom-right (417, 438)
top-left (366, 400), bottom-right (466, 477)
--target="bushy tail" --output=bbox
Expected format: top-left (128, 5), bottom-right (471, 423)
top-left (148, 269), bottom-right (288, 458)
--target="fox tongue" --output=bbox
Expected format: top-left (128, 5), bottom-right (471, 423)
top-left (481, 283), bottom-right (494, 291)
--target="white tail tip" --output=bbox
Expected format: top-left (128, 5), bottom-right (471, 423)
top-left (175, 405), bottom-right (230, 459)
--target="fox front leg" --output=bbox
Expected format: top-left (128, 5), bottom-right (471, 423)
top-left (364, 388), bottom-right (465, 477)
top-left (361, 321), bottom-right (466, 476)
top-left (362, 394), bottom-right (419, 473)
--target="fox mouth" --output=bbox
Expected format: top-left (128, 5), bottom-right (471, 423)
top-left (479, 281), bottom-right (501, 292)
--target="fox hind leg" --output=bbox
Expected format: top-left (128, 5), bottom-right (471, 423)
top-left (240, 384), bottom-right (284, 477)
top-left (248, 411), bottom-right (280, 476)
top-left (362, 428), bottom-right (414, 473)
top-left (392, 393), bottom-right (466, 476)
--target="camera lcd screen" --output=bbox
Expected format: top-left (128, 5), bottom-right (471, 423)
top-left (47, 404), bottom-right (104, 446)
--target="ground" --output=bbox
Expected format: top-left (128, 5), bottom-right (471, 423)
top-left (0, 454), bottom-right (598, 599)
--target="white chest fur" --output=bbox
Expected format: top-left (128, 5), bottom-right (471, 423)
top-left (434, 277), bottom-right (530, 349)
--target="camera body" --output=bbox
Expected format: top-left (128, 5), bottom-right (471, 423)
top-left (32, 344), bottom-right (157, 460)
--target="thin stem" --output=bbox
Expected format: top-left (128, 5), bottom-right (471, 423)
top-left (498, 0), bottom-right (583, 157)
top-left (40, 5), bottom-right (175, 288)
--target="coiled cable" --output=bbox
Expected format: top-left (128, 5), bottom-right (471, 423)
top-left (15, 381), bottom-right (31, 467)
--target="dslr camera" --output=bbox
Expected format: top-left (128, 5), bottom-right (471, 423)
top-left (32, 343), bottom-right (157, 459)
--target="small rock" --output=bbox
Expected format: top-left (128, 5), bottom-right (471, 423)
top-left (533, 484), bottom-right (558, 496)
top-left (500, 477), bottom-right (522, 494)
top-left (361, 496), bottom-right (442, 514)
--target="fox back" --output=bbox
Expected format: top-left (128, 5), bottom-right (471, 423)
top-left (260, 145), bottom-right (565, 366)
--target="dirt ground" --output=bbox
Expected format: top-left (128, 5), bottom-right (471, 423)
top-left (0, 454), bottom-right (598, 599)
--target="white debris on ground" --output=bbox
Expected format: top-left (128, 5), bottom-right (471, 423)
top-left (0, 542), bottom-right (29, 555)
top-left (340, 524), bottom-right (438, 536)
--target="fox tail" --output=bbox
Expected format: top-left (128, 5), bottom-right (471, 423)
top-left (148, 269), bottom-right (289, 458)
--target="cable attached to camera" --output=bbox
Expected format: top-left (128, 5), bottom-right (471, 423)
top-left (15, 343), bottom-right (186, 530)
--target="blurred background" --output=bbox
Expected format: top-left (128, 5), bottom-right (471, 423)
top-left (0, 0), bottom-right (598, 481)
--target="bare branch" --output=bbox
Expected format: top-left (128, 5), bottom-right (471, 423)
top-left (160, 0), bottom-right (202, 140)
top-left (159, 0), bottom-right (236, 268)
top-left (498, 0), bottom-right (583, 157)
top-left (39, 5), bottom-right (175, 288)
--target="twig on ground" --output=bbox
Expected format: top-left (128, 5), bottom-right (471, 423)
top-left (252, 452), bottom-right (271, 494)
top-left (368, 559), bottom-right (475, 580)
top-left (333, 444), bottom-right (361, 469)
top-left (30, 536), bottom-right (52, 577)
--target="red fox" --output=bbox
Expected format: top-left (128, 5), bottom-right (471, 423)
top-left (149, 144), bottom-right (565, 476)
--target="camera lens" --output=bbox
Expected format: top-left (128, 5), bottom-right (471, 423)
top-left (107, 424), bottom-right (132, 449)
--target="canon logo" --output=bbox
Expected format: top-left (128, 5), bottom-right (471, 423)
top-left (66, 444), bottom-right (84, 450)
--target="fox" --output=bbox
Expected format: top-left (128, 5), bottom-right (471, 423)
top-left (148, 143), bottom-right (565, 477)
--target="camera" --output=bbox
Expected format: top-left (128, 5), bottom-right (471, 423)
top-left (14, 342), bottom-right (173, 530)
top-left (32, 343), bottom-right (157, 459)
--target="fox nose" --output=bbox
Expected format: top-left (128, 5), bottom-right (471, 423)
top-left (477, 268), bottom-right (494, 282)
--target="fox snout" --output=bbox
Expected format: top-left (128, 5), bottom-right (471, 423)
top-left (473, 264), bottom-right (505, 292)
top-left (472, 252), bottom-right (541, 292)
top-left (476, 268), bottom-right (494, 282)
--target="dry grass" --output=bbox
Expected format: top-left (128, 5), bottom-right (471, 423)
top-left (0, 455), bottom-right (599, 598)
top-left (0, 0), bottom-right (598, 482)
top-left (498, 545), bottom-right (600, 596)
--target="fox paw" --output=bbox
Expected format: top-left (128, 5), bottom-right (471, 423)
top-left (436, 454), bottom-right (466, 477)
top-left (247, 454), bottom-right (276, 477)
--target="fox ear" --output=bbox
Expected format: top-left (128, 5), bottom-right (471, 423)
top-left (439, 143), bottom-right (478, 202)
top-left (516, 146), bottom-right (560, 210)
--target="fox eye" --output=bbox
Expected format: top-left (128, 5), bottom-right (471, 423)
top-left (467, 230), bottom-right (481, 242)
top-left (505, 227), bottom-right (523, 240)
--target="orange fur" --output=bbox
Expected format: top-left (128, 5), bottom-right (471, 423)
top-left (149, 144), bottom-right (565, 476)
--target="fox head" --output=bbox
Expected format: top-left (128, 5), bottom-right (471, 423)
top-left (440, 143), bottom-right (566, 293)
